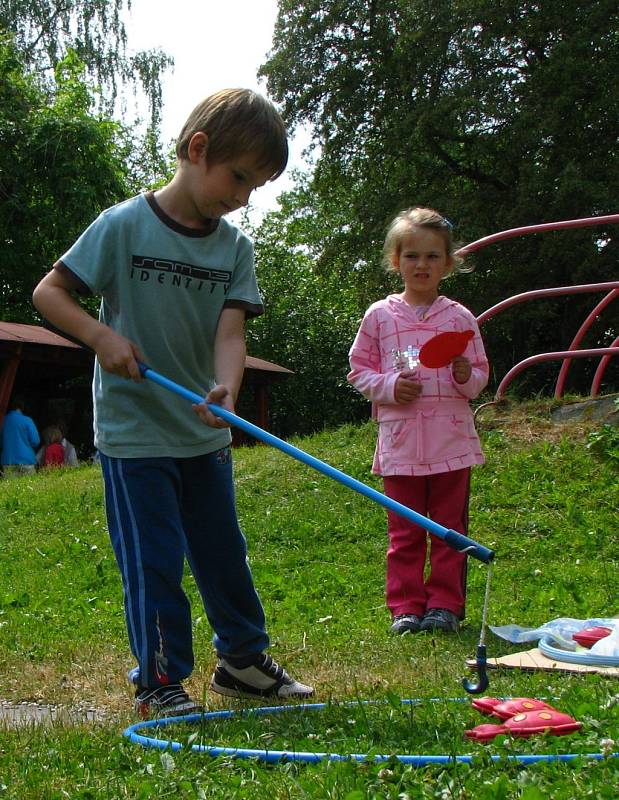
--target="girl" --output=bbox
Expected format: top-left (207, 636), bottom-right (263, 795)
top-left (40, 425), bottom-right (65, 467)
top-left (348, 207), bottom-right (489, 635)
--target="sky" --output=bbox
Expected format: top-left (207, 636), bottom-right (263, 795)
top-left (123, 0), bottom-right (311, 222)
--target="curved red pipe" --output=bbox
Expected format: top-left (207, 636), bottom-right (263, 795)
top-left (462, 215), bottom-right (619, 399)
top-left (591, 336), bottom-right (619, 397)
top-left (495, 348), bottom-right (619, 401)
top-left (555, 290), bottom-right (619, 397)
top-left (476, 283), bottom-right (619, 327)
top-left (457, 214), bottom-right (619, 257)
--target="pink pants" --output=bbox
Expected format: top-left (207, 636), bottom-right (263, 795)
top-left (383, 469), bottom-right (470, 619)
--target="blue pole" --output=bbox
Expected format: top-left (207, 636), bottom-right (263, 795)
top-left (141, 365), bottom-right (494, 564)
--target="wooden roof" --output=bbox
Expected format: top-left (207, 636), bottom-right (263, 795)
top-left (0, 322), bottom-right (293, 439)
top-left (0, 322), bottom-right (84, 348)
top-left (0, 322), bottom-right (293, 376)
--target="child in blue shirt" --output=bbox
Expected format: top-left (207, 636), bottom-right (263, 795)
top-left (33, 88), bottom-right (313, 716)
top-left (0, 399), bottom-right (40, 476)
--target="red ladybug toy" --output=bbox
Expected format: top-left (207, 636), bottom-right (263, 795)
top-left (465, 709), bottom-right (582, 741)
top-left (465, 696), bottom-right (582, 742)
top-left (471, 696), bottom-right (557, 720)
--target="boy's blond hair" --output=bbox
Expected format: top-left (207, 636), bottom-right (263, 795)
top-left (176, 88), bottom-right (288, 179)
top-left (383, 207), bottom-right (469, 273)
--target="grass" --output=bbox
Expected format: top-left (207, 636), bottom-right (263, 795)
top-left (0, 399), bottom-right (618, 798)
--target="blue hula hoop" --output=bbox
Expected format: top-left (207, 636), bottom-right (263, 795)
top-left (538, 636), bottom-right (619, 668)
top-left (123, 699), bottom-right (619, 766)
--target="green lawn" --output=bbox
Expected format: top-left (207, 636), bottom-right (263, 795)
top-left (0, 406), bottom-right (617, 798)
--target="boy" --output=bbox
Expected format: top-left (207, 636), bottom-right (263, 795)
top-left (33, 88), bottom-right (313, 716)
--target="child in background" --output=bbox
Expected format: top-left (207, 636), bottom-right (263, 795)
top-left (33, 88), bottom-right (313, 716)
top-left (37, 422), bottom-right (78, 467)
top-left (0, 398), bottom-right (40, 476)
top-left (40, 425), bottom-right (65, 467)
top-left (348, 207), bottom-right (489, 635)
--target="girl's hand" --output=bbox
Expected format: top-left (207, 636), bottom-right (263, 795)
top-left (394, 370), bottom-right (422, 404)
top-left (92, 328), bottom-right (145, 381)
top-left (452, 355), bottom-right (472, 384)
top-left (193, 384), bottom-right (234, 429)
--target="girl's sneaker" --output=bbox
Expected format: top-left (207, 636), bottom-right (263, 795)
top-left (390, 614), bottom-right (422, 635)
top-left (134, 684), bottom-right (203, 718)
top-left (420, 608), bottom-right (460, 633)
top-left (210, 653), bottom-right (314, 699)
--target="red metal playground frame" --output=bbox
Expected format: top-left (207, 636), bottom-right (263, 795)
top-left (455, 214), bottom-right (619, 402)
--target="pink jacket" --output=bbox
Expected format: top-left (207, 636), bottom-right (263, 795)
top-left (348, 295), bottom-right (489, 476)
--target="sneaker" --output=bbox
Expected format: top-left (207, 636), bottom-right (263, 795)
top-left (127, 666), bottom-right (140, 685)
top-left (134, 683), bottom-right (203, 718)
top-left (390, 614), bottom-right (422, 635)
top-left (420, 608), bottom-right (460, 633)
top-left (210, 653), bottom-right (314, 700)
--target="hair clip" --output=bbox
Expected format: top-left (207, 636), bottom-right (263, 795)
top-left (442, 217), bottom-right (454, 229)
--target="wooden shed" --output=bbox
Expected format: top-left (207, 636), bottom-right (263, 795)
top-left (0, 322), bottom-right (293, 455)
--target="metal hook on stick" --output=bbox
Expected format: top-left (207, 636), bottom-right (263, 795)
top-left (462, 562), bottom-right (493, 694)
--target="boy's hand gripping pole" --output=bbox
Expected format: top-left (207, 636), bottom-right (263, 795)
top-left (140, 363), bottom-right (495, 564)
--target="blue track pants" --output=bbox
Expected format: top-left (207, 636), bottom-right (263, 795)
top-left (100, 448), bottom-right (269, 688)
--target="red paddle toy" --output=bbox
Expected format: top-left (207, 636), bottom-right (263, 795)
top-left (419, 330), bottom-right (474, 368)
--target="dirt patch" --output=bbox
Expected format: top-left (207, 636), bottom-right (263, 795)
top-left (475, 394), bottom-right (616, 444)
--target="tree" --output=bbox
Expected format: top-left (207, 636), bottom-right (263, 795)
top-left (0, 36), bottom-right (132, 320)
top-left (0, 0), bottom-right (172, 128)
top-left (1, 1), bottom-right (173, 189)
top-left (260, 0), bottom-right (619, 396)
top-left (0, 2), bottom-right (174, 322)
top-left (244, 186), bottom-right (369, 436)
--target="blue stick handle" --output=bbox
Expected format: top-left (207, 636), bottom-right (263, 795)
top-left (141, 364), bottom-right (495, 564)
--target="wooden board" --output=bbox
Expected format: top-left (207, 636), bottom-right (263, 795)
top-left (466, 647), bottom-right (619, 677)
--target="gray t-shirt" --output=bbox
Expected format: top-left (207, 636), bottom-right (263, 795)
top-left (59, 192), bottom-right (263, 458)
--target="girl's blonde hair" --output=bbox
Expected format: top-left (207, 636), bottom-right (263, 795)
top-left (383, 207), bottom-right (469, 273)
top-left (42, 425), bottom-right (63, 445)
top-left (176, 88), bottom-right (288, 180)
